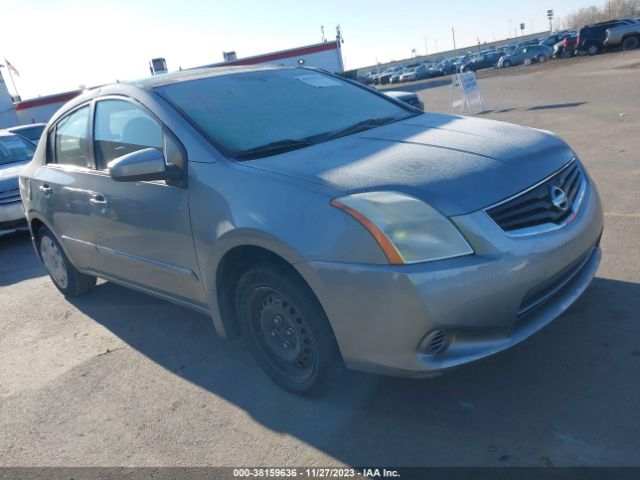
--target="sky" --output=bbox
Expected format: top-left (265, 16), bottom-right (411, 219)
top-left (1, 0), bottom-right (601, 99)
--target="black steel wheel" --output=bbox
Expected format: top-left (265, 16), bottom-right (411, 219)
top-left (235, 264), bottom-right (341, 396)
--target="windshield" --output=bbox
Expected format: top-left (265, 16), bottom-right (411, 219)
top-left (0, 134), bottom-right (36, 166)
top-left (11, 125), bottom-right (45, 142)
top-left (156, 68), bottom-right (416, 159)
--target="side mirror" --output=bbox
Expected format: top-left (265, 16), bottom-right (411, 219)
top-left (108, 148), bottom-right (180, 182)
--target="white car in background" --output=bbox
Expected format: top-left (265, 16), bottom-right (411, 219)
top-left (0, 132), bottom-right (35, 235)
top-left (6, 123), bottom-right (47, 145)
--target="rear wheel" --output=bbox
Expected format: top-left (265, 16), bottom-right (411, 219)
top-left (503, 60), bottom-right (512, 68)
top-left (38, 226), bottom-right (96, 297)
top-left (587, 44), bottom-right (600, 55)
top-left (235, 264), bottom-right (341, 396)
top-left (524, 58), bottom-right (533, 66)
top-left (622, 36), bottom-right (640, 51)
top-left (538, 54), bottom-right (547, 63)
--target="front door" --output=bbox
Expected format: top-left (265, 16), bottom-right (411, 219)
top-left (89, 98), bottom-right (205, 305)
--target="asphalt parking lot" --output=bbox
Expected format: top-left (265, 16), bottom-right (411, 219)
top-left (1, 51), bottom-right (639, 468)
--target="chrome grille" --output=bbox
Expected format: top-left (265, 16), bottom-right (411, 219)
top-left (0, 187), bottom-right (21, 206)
top-left (486, 160), bottom-right (586, 235)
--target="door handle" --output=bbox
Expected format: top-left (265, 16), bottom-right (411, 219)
top-left (89, 194), bottom-right (109, 208)
top-left (39, 184), bottom-right (52, 196)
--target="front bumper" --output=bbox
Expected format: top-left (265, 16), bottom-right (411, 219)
top-left (0, 201), bottom-right (28, 236)
top-left (299, 179), bottom-right (603, 377)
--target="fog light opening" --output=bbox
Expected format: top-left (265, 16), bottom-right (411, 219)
top-left (420, 329), bottom-right (449, 356)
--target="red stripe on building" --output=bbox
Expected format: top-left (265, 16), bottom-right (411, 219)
top-left (219, 41), bottom-right (338, 67)
top-left (15, 91), bottom-right (81, 111)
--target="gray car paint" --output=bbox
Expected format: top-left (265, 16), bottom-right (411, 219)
top-left (20, 66), bottom-right (603, 376)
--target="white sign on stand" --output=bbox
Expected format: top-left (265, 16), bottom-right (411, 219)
top-left (449, 71), bottom-right (485, 115)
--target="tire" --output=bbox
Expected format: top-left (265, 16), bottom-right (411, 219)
top-left (503, 60), bottom-right (511, 68)
top-left (622, 36), bottom-right (640, 51)
top-left (524, 58), bottom-right (532, 66)
top-left (538, 54), bottom-right (547, 63)
top-left (38, 226), bottom-right (96, 297)
top-left (587, 44), bottom-right (600, 55)
top-left (235, 263), bottom-right (341, 396)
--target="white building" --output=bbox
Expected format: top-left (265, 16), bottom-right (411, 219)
top-left (201, 39), bottom-right (344, 72)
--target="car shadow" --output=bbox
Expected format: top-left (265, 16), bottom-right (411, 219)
top-left (66, 276), bottom-right (640, 466)
top-left (0, 231), bottom-right (45, 286)
top-left (480, 102), bottom-right (587, 115)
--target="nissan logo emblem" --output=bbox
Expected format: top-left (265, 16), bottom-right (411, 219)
top-left (550, 185), bottom-right (569, 212)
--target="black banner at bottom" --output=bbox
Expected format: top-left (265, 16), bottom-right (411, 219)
top-left (1, 467), bottom-right (639, 480)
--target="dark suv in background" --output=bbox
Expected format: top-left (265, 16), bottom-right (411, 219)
top-left (576, 19), bottom-right (635, 55)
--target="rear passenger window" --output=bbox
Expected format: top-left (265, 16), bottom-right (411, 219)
top-left (94, 99), bottom-right (163, 170)
top-left (55, 106), bottom-right (90, 167)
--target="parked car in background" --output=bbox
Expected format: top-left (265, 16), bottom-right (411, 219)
top-left (435, 59), bottom-right (456, 76)
top-left (383, 90), bottom-right (425, 110)
top-left (20, 66), bottom-right (603, 395)
top-left (378, 67), bottom-right (403, 85)
top-left (389, 70), bottom-right (404, 84)
top-left (460, 52), bottom-right (502, 72)
top-left (518, 39), bottom-right (542, 48)
top-left (399, 68), bottom-right (418, 82)
top-left (0, 132), bottom-right (35, 235)
top-left (6, 123), bottom-right (47, 145)
top-left (576, 19), bottom-right (635, 55)
top-left (604, 22), bottom-right (640, 50)
top-left (397, 64), bottom-right (431, 82)
top-left (553, 34), bottom-right (578, 57)
top-left (498, 44), bottom-right (554, 68)
top-left (539, 31), bottom-right (576, 48)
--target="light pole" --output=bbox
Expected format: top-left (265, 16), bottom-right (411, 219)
top-left (508, 19), bottom-right (512, 39)
top-left (547, 10), bottom-right (554, 32)
top-left (424, 37), bottom-right (429, 55)
top-left (452, 27), bottom-right (457, 54)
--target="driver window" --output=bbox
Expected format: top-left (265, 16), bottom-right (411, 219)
top-left (94, 99), bottom-right (163, 170)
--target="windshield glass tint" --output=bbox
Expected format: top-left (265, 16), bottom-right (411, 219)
top-left (0, 135), bottom-right (36, 166)
top-left (13, 126), bottom-right (44, 142)
top-left (156, 68), bottom-right (413, 157)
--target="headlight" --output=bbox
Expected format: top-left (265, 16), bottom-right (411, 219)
top-left (331, 191), bottom-right (473, 265)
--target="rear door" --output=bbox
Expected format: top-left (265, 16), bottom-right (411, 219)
top-left (89, 97), bottom-right (206, 304)
top-left (35, 105), bottom-right (110, 273)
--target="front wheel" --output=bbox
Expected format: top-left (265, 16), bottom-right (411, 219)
top-left (502, 60), bottom-right (512, 68)
top-left (38, 226), bottom-right (96, 297)
top-left (235, 264), bottom-right (341, 396)
top-left (538, 54), bottom-right (547, 63)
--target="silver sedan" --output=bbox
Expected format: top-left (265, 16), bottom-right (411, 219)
top-left (20, 66), bottom-right (603, 395)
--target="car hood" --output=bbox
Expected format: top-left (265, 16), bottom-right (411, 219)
top-left (243, 113), bottom-right (575, 216)
top-left (0, 161), bottom-right (28, 192)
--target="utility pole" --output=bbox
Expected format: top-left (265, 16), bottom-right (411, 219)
top-left (452, 27), bottom-right (457, 55)
top-left (508, 19), bottom-right (512, 39)
top-left (547, 10), bottom-right (554, 32)
top-left (424, 37), bottom-right (429, 55)
top-left (320, 25), bottom-right (326, 42)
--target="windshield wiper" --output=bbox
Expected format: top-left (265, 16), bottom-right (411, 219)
top-left (318, 116), bottom-right (399, 142)
top-left (234, 138), bottom-right (314, 160)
